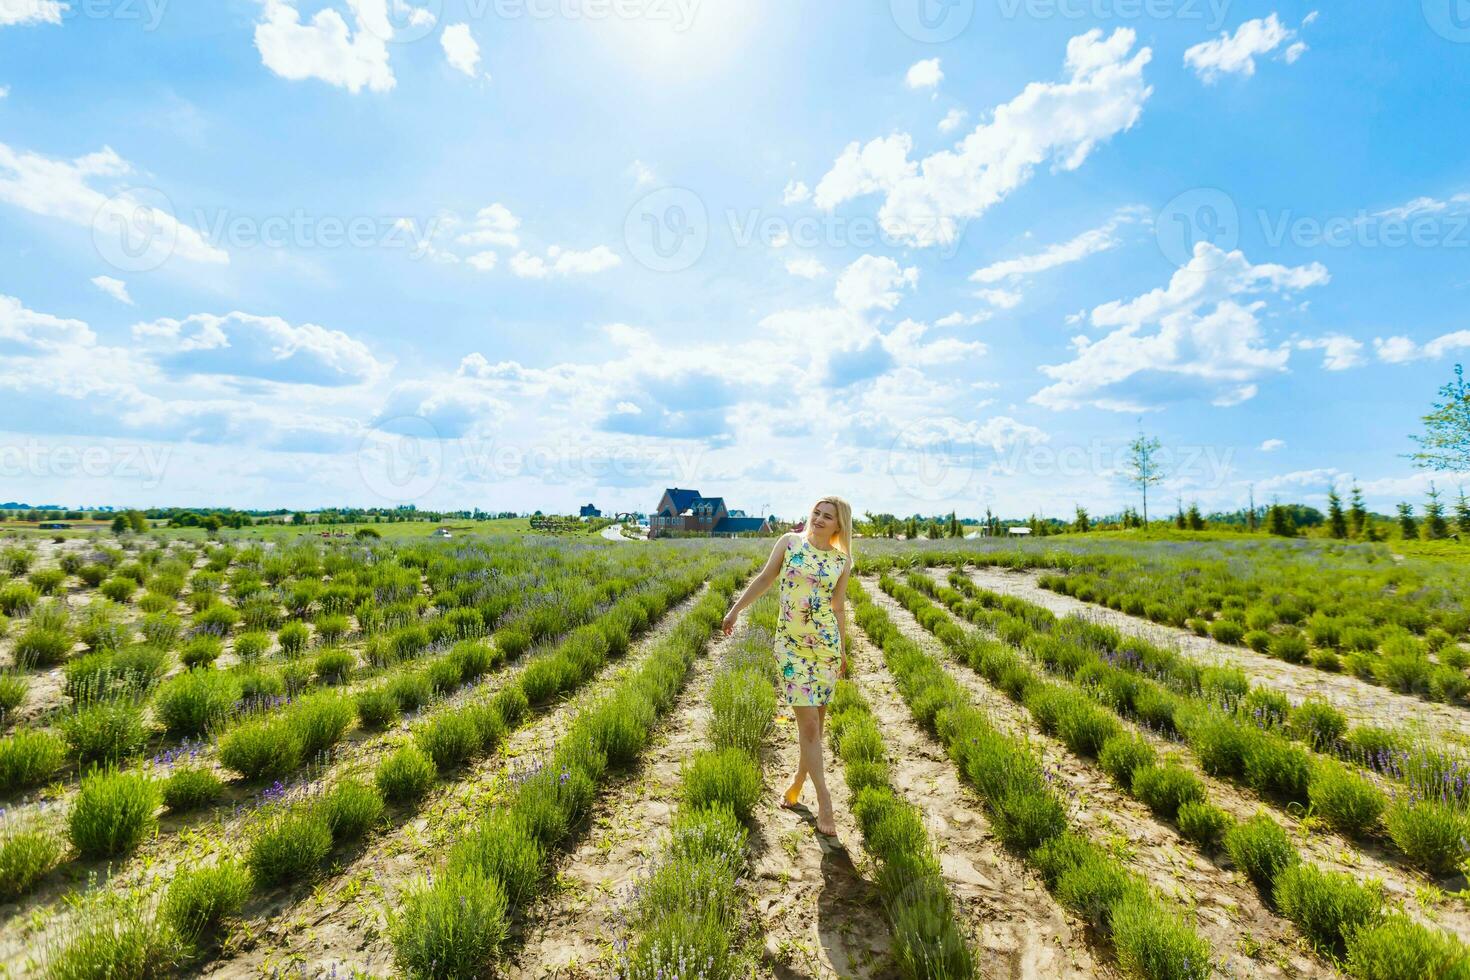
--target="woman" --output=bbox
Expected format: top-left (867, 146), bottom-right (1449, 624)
top-left (722, 496), bottom-right (853, 836)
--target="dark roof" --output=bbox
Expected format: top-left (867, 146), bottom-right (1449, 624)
top-left (662, 487), bottom-right (701, 513)
top-left (715, 516), bottom-right (768, 533)
top-left (691, 496), bottom-right (725, 512)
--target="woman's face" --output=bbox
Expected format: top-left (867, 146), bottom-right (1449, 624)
top-left (809, 502), bottom-right (839, 536)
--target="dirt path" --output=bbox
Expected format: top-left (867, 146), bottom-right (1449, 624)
top-left (501, 611), bottom-right (738, 978)
top-left (847, 626), bottom-right (1109, 979)
top-left (965, 567), bottom-right (1470, 749)
top-left (197, 587), bottom-right (712, 979)
top-left (865, 583), bottom-right (1335, 980)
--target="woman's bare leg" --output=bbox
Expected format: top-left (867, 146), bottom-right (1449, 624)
top-left (794, 705), bottom-right (835, 834)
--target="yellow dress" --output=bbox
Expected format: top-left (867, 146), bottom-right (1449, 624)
top-left (774, 535), bottom-right (848, 706)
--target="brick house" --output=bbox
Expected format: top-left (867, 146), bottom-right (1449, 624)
top-left (650, 487), bottom-right (771, 537)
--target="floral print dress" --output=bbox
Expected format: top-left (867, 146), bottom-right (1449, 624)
top-left (775, 534), bottom-right (848, 706)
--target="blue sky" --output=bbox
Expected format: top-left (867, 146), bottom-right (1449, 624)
top-left (1, 0), bottom-right (1468, 519)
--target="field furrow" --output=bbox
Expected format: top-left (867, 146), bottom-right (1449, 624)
top-left (966, 566), bottom-right (1470, 747)
top-left (843, 624), bottom-right (1110, 979)
top-left (863, 579), bottom-right (1335, 980)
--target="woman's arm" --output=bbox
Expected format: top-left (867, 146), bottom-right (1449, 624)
top-left (722, 534), bottom-right (792, 635)
top-left (832, 562), bottom-right (853, 677)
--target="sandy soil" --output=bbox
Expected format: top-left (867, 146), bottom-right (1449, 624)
top-left (965, 567), bottom-right (1470, 749)
top-left (844, 626), bottom-right (1111, 979)
top-left (864, 582), bottom-right (1335, 980)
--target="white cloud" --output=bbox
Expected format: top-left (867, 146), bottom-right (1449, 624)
top-left (785, 257), bottom-right (827, 279)
top-left (1260, 438), bottom-right (1286, 452)
top-left (814, 29), bottom-right (1152, 248)
top-left (976, 288), bottom-right (1022, 310)
top-left (0, 86), bottom-right (9, 99)
top-left (510, 244), bottom-right (621, 278)
top-left (0, 0), bottom-right (64, 27)
top-left (781, 179), bottom-right (810, 206)
top-left (835, 255), bottom-right (919, 312)
top-left (132, 311), bottom-right (387, 386)
top-left (1373, 193), bottom-right (1470, 222)
top-left (971, 208), bottom-right (1139, 285)
top-left (938, 108), bottom-right (966, 133)
top-left (1, 293), bottom-right (97, 351)
top-left (1374, 330), bottom-right (1470, 364)
top-left (1032, 242), bottom-right (1329, 411)
top-left (935, 311), bottom-right (991, 328)
top-left (0, 141), bottom-right (228, 266)
top-left (883, 319), bottom-right (986, 366)
top-left (254, 0), bottom-right (402, 94)
top-left (1184, 14), bottom-right (1301, 83)
top-left (1283, 41), bottom-right (1307, 64)
top-left (455, 203), bottom-right (520, 248)
top-left (441, 23), bottom-right (482, 78)
top-left (90, 275), bottom-right (134, 305)
top-left (466, 251), bottom-right (497, 272)
top-left (1296, 334), bottom-right (1364, 370)
top-left (905, 58), bottom-right (943, 90)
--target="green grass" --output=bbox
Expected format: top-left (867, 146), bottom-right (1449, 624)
top-left (376, 744), bottom-right (437, 803)
top-left (161, 766), bottom-right (224, 812)
top-left (68, 768), bottom-right (161, 858)
top-left (160, 860), bottom-right (252, 945)
top-left (1223, 815), bottom-right (1298, 894)
top-left (0, 824), bottom-right (63, 899)
top-left (390, 866), bottom-right (509, 980)
top-left (680, 748), bottom-right (761, 822)
top-left (246, 805), bottom-right (333, 886)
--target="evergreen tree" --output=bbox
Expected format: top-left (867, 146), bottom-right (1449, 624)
top-left (1348, 483), bottom-right (1368, 539)
top-left (926, 520), bottom-right (942, 539)
top-left (1174, 495), bottom-right (1187, 530)
top-left (1424, 484), bottom-right (1450, 540)
top-left (1455, 487), bottom-right (1470, 538)
top-left (1186, 502), bottom-right (1205, 531)
top-left (1247, 485), bottom-right (1259, 532)
top-left (1396, 502), bottom-right (1418, 540)
top-left (1073, 505), bottom-right (1091, 533)
top-left (905, 516), bottom-right (919, 539)
top-left (948, 511), bottom-right (961, 537)
top-left (1266, 502), bottom-right (1296, 537)
top-left (1326, 485), bottom-right (1349, 539)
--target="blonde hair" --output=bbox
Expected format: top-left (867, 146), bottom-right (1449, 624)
top-left (812, 495), bottom-right (855, 568)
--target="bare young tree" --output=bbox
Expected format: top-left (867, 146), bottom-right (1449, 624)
top-left (1125, 429), bottom-right (1165, 525)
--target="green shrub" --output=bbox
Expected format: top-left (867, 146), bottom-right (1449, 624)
top-left (1273, 862), bottom-right (1381, 957)
top-left (1099, 733), bottom-right (1155, 786)
top-left (1428, 665), bottom-right (1470, 703)
top-left (42, 892), bottom-right (180, 980)
top-left (391, 866), bottom-right (508, 979)
top-left (991, 789), bottom-right (1067, 853)
top-left (1345, 913), bottom-right (1470, 979)
top-left (68, 769), bottom-right (160, 858)
top-left (321, 778), bottom-right (384, 842)
top-left (1110, 891), bottom-right (1212, 980)
top-left (315, 613), bottom-right (350, 645)
top-left (1224, 815), bottom-right (1298, 893)
top-left (0, 673), bottom-right (26, 715)
top-left (162, 766), bottom-right (224, 812)
top-left (388, 671), bottom-right (434, 711)
top-left (14, 626), bottom-right (73, 667)
top-left (1242, 737), bottom-right (1312, 802)
top-left (1208, 619), bottom-right (1245, 646)
top-left (355, 686), bottom-right (401, 729)
top-left (247, 805), bottom-right (333, 886)
top-left (708, 667), bottom-right (775, 758)
top-left (0, 826), bottom-right (62, 899)
top-left (447, 810), bottom-right (544, 907)
top-left (1306, 762), bottom-right (1384, 837)
top-left (233, 631), bottom-right (271, 662)
top-left (681, 748), bottom-right (761, 822)
top-left (1132, 764), bottom-right (1205, 819)
top-left (160, 860), bottom-right (252, 944)
top-left (1309, 648), bottom-right (1342, 672)
top-left (1270, 631), bottom-right (1309, 664)
top-left (1240, 687), bottom-right (1291, 728)
top-left (0, 729), bottom-right (67, 791)
top-left (1289, 698), bottom-right (1347, 750)
top-left (179, 635), bottom-right (224, 669)
top-left (376, 744), bottom-right (436, 803)
top-left (1345, 726), bottom-right (1405, 762)
top-left (155, 670), bottom-right (241, 738)
top-left (278, 621), bottom-right (309, 657)
top-left (61, 699), bottom-right (149, 765)
top-left (218, 718), bottom-right (302, 781)
top-left (313, 648), bottom-right (355, 685)
top-left (1384, 800), bottom-right (1470, 875)
top-left (0, 581), bottom-right (40, 615)
top-left (1176, 801), bottom-right (1232, 846)
top-left (99, 577), bottom-right (136, 603)
top-left (1244, 630), bottom-right (1273, 653)
top-left (414, 710), bottom-right (482, 771)
top-left (288, 691), bottom-right (355, 757)
top-left (140, 612), bottom-right (182, 649)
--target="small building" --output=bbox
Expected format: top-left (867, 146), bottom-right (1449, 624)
top-left (1007, 526), bottom-right (1032, 536)
top-left (432, 527), bottom-right (453, 539)
top-left (38, 522), bottom-right (71, 530)
top-left (579, 504), bottom-right (601, 518)
top-left (651, 488), bottom-right (771, 537)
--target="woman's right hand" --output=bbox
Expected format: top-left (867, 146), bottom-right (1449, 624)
top-left (722, 609), bottom-right (738, 635)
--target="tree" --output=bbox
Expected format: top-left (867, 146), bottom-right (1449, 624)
top-left (1409, 363), bottom-right (1470, 470)
top-left (1397, 502), bottom-right (1418, 540)
top-left (1347, 483), bottom-right (1368, 539)
top-left (1125, 430), bottom-right (1166, 524)
top-left (1073, 506), bottom-right (1091, 533)
top-left (126, 510), bottom-right (147, 533)
top-left (1326, 485), bottom-right (1348, 539)
top-left (1246, 485), bottom-right (1258, 532)
top-left (1424, 483), bottom-right (1450, 540)
top-left (947, 511), bottom-right (962, 538)
top-left (111, 514), bottom-right (128, 535)
top-left (904, 516), bottom-right (919, 539)
top-left (1456, 487), bottom-right (1470, 538)
top-left (1174, 495), bottom-right (1187, 530)
top-left (926, 520), bottom-right (943, 539)
top-left (1186, 502), bottom-right (1205, 531)
top-left (1266, 501), bottom-right (1296, 537)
